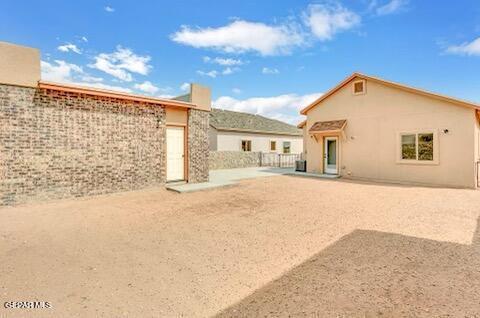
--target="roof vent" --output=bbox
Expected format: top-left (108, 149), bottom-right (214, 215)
top-left (353, 79), bottom-right (366, 95)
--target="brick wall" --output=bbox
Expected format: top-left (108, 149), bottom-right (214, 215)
top-left (188, 109), bottom-right (209, 183)
top-left (209, 151), bottom-right (261, 170)
top-left (0, 84), bottom-right (171, 205)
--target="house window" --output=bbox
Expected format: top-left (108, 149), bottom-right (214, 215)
top-left (398, 131), bottom-right (437, 164)
top-left (270, 141), bottom-right (276, 151)
top-left (283, 141), bottom-right (291, 154)
top-left (241, 140), bottom-right (252, 152)
top-left (353, 80), bottom-right (366, 95)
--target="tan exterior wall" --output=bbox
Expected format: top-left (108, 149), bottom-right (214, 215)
top-left (302, 125), bottom-right (307, 157)
top-left (190, 83), bottom-right (211, 112)
top-left (166, 107), bottom-right (188, 126)
top-left (209, 127), bottom-right (218, 150)
top-left (305, 79), bottom-right (478, 188)
top-left (475, 114), bottom-right (480, 187)
top-left (0, 41), bottom-right (40, 87)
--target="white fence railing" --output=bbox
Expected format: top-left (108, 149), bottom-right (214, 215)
top-left (260, 153), bottom-right (302, 168)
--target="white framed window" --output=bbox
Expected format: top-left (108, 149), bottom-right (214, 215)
top-left (241, 140), bottom-right (252, 152)
top-left (270, 140), bottom-right (276, 152)
top-left (283, 141), bottom-right (291, 154)
top-left (352, 79), bottom-right (366, 95)
top-left (397, 130), bottom-right (439, 164)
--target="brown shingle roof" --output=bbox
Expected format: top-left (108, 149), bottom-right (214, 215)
top-left (309, 119), bottom-right (346, 133)
top-left (210, 108), bottom-right (302, 136)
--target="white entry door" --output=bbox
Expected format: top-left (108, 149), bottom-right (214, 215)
top-left (324, 137), bottom-right (338, 174)
top-left (166, 127), bottom-right (185, 181)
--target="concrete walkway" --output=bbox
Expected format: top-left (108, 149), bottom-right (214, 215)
top-left (166, 167), bottom-right (293, 193)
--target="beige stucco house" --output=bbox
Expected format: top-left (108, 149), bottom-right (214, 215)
top-left (300, 73), bottom-right (480, 188)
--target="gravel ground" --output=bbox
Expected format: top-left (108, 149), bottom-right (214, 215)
top-left (1, 176), bottom-right (479, 317)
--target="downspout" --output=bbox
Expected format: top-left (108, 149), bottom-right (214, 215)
top-left (477, 110), bottom-right (480, 188)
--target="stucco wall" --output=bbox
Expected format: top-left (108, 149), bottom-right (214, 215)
top-left (302, 125), bottom-right (307, 156)
top-left (0, 42), bottom-right (40, 87)
top-left (475, 115), bottom-right (480, 187)
top-left (209, 151), bottom-right (261, 170)
top-left (214, 130), bottom-right (303, 154)
top-left (305, 79), bottom-right (478, 188)
top-left (0, 84), bottom-right (168, 205)
top-left (209, 127), bottom-right (218, 151)
top-left (166, 107), bottom-right (187, 125)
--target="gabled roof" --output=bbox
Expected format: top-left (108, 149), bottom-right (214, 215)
top-left (300, 72), bottom-right (480, 115)
top-left (210, 108), bottom-right (302, 136)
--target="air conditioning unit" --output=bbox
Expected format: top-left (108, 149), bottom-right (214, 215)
top-left (295, 160), bottom-right (306, 172)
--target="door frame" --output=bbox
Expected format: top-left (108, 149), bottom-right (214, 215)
top-left (323, 136), bottom-right (339, 174)
top-left (166, 124), bottom-right (188, 182)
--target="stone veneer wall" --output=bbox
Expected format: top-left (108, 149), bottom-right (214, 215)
top-left (209, 151), bottom-right (261, 170)
top-left (188, 109), bottom-right (209, 183)
top-left (0, 84), bottom-right (169, 205)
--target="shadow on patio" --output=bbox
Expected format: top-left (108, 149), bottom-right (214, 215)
top-left (216, 218), bottom-right (480, 317)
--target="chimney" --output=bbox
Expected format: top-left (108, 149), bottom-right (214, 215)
top-left (0, 41), bottom-right (40, 87)
top-left (189, 83), bottom-right (211, 112)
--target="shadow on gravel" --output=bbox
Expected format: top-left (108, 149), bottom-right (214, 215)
top-left (216, 218), bottom-right (480, 317)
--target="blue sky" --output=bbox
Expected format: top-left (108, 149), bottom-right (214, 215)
top-left (2, 0), bottom-right (480, 124)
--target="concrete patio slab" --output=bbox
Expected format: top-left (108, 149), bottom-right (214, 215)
top-left (286, 171), bottom-right (341, 179)
top-left (166, 167), bottom-right (293, 193)
top-left (166, 180), bottom-right (236, 193)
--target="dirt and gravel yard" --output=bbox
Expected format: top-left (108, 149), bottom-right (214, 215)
top-left (1, 175), bottom-right (480, 317)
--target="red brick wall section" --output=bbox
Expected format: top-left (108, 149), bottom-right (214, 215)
top-left (0, 84), bottom-right (168, 205)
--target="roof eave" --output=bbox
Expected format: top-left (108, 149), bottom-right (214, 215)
top-left (214, 127), bottom-right (302, 136)
top-left (38, 81), bottom-right (197, 109)
top-left (300, 72), bottom-right (480, 115)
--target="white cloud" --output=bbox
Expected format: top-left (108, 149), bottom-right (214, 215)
top-left (89, 46), bottom-right (152, 82)
top-left (232, 88), bottom-right (242, 94)
top-left (81, 36), bottom-right (88, 42)
top-left (41, 60), bottom-right (132, 93)
top-left (375, 0), bottom-right (408, 16)
top-left (77, 82), bottom-right (132, 93)
top-left (222, 67), bottom-right (239, 75)
top-left (157, 94), bottom-right (175, 99)
top-left (104, 6), bottom-right (115, 12)
top-left (446, 37), bottom-right (480, 56)
top-left (80, 75), bottom-right (104, 83)
top-left (368, 0), bottom-right (379, 11)
top-left (262, 67), bottom-right (280, 74)
top-left (303, 3), bottom-right (361, 41)
top-left (196, 70), bottom-right (218, 78)
top-left (203, 56), bottom-right (244, 66)
top-left (57, 43), bottom-right (82, 54)
top-left (213, 92), bottom-right (322, 124)
top-left (134, 81), bottom-right (159, 94)
top-left (171, 20), bottom-right (305, 56)
top-left (41, 60), bottom-right (84, 82)
top-left (180, 82), bottom-right (190, 92)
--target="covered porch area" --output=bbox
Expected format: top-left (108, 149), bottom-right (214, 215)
top-left (305, 119), bottom-right (347, 176)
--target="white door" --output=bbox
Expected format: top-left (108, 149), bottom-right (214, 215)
top-left (324, 137), bottom-right (338, 174)
top-left (166, 127), bottom-right (185, 181)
